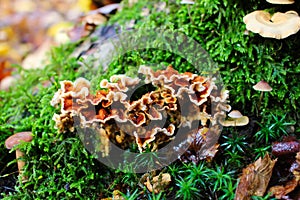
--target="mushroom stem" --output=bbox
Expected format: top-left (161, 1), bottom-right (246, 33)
top-left (257, 91), bottom-right (264, 114)
top-left (5, 132), bottom-right (33, 182)
top-left (15, 149), bottom-right (28, 182)
top-left (187, 6), bottom-right (195, 26)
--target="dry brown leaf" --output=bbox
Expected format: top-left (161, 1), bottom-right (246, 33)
top-left (269, 152), bottom-right (300, 199)
top-left (235, 153), bottom-right (277, 200)
top-left (269, 179), bottom-right (298, 199)
top-left (294, 152), bottom-right (300, 182)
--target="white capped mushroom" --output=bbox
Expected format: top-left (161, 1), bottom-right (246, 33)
top-left (180, 0), bottom-right (195, 4)
top-left (266, 0), bottom-right (294, 4)
top-left (228, 110), bottom-right (244, 119)
top-left (243, 10), bottom-right (300, 39)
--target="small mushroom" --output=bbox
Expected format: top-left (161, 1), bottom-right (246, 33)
top-left (220, 110), bottom-right (249, 127)
top-left (228, 110), bottom-right (244, 119)
top-left (243, 10), bottom-right (300, 39)
top-left (266, 0), bottom-right (294, 4)
top-left (253, 80), bottom-right (273, 92)
top-left (253, 80), bottom-right (273, 113)
top-left (180, 0), bottom-right (195, 4)
top-left (5, 131), bottom-right (33, 181)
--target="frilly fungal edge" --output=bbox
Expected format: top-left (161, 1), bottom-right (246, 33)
top-left (51, 65), bottom-right (233, 162)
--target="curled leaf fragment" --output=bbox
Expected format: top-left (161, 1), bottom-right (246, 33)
top-left (235, 153), bottom-right (277, 200)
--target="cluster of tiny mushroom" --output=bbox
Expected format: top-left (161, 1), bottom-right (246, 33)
top-left (51, 65), bottom-right (246, 162)
top-left (243, 1), bottom-right (300, 39)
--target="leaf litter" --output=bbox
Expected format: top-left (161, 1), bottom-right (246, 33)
top-left (236, 137), bottom-right (300, 199)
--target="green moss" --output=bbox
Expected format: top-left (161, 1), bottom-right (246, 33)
top-left (1, 0), bottom-right (300, 199)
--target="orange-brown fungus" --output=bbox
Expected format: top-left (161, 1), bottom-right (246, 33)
top-left (51, 65), bottom-right (231, 160)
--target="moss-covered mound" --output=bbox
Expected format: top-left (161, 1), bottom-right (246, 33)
top-left (1, 0), bottom-right (299, 199)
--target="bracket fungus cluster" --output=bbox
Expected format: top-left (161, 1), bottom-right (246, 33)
top-left (243, 0), bottom-right (300, 39)
top-left (51, 65), bottom-right (235, 162)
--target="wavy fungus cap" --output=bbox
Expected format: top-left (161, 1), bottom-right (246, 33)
top-left (51, 65), bottom-right (233, 162)
top-left (266, 0), bottom-right (294, 4)
top-left (219, 116), bottom-right (249, 127)
top-left (243, 10), bottom-right (300, 39)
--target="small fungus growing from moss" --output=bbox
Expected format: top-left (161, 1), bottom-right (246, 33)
top-left (219, 110), bottom-right (249, 127)
top-left (253, 80), bottom-right (273, 92)
top-left (5, 131), bottom-right (33, 182)
top-left (253, 80), bottom-right (273, 113)
top-left (228, 110), bottom-right (243, 118)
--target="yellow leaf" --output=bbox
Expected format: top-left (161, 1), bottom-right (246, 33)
top-left (0, 43), bottom-right (11, 56)
top-left (76, 0), bottom-right (92, 12)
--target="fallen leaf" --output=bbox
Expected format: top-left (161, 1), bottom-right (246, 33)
top-left (267, 137), bottom-right (300, 199)
top-left (22, 39), bottom-right (52, 70)
top-left (269, 152), bottom-right (300, 199)
top-left (47, 21), bottom-right (73, 44)
top-left (269, 179), bottom-right (298, 199)
top-left (235, 153), bottom-right (277, 200)
top-left (180, 126), bottom-right (221, 164)
top-left (0, 60), bottom-right (12, 81)
top-left (0, 43), bottom-right (11, 56)
top-left (294, 152), bottom-right (300, 182)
